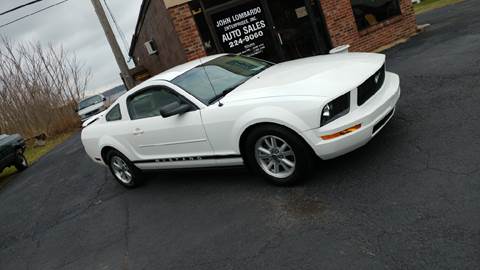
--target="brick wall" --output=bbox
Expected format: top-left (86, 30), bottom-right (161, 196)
top-left (130, 0), bottom-right (186, 79)
top-left (168, 3), bottom-right (207, 61)
top-left (132, 0), bottom-right (417, 76)
top-left (318, 0), bottom-right (417, 52)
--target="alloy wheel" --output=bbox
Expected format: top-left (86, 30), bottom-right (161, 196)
top-left (111, 156), bottom-right (133, 184)
top-left (254, 135), bottom-right (296, 179)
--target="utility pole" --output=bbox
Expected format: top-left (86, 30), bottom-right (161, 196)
top-left (90, 0), bottom-right (135, 89)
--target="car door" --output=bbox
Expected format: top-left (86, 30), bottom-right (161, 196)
top-left (124, 85), bottom-right (214, 163)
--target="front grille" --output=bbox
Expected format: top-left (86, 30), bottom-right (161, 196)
top-left (357, 64), bottom-right (385, 106)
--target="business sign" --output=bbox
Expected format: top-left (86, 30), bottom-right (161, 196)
top-left (210, 1), bottom-right (269, 57)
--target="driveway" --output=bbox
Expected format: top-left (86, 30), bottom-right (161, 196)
top-left (1, 1), bottom-right (480, 269)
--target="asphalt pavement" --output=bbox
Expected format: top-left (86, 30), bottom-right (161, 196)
top-left (1, 1), bottom-right (479, 269)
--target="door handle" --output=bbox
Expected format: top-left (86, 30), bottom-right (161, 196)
top-left (277, 33), bottom-right (284, 46)
top-left (133, 128), bottom-right (144, 136)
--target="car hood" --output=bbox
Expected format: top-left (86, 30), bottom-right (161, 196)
top-left (222, 53), bottom-right (385, 102)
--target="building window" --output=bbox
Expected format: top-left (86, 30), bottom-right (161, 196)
top-left (189, 1), bottom-right (218, 54)
top-left (351, 0), bottom-right (402, 30)
top-left (144, 40), bottom-right (158, 55)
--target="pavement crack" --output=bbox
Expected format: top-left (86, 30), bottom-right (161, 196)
top-left (123, 197), bottom-right (130, 270)
top-left (89, 168), bottom-right (110, 207)
top-left (14, 168), bottom-right (112, 263)
top-left (425, 151), bottom-right (479, 176)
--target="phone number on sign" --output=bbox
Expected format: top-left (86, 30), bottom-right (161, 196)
top-left (228, 31), bottom-right (264, 48)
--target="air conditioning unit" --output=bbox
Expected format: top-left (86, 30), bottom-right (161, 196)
top-left (144, 40), bottom-right (158, 55)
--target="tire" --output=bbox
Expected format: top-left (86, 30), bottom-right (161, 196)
top-left (243, 125), bottom-right (314, 186)
top-left (14, 153), bottom-right (29, 171)
top-left (106, 150), bottom-right (143, 188)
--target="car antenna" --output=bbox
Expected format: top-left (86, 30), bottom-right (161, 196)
top-left (198, 57), bottom-right (224, 107)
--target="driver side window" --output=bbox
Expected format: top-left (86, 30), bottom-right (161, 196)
top-left (127, 87), bottom-right (182, 120)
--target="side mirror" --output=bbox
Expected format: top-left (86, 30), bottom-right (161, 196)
top-left (160, 101), bottom-right (192, 118)
top-left (102, 97), bottom-right (107, 102)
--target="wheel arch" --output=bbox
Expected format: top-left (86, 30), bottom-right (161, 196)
top-left (238, 122), bottom-right (315, 159)
top-left (98, 136), bottom-right (135, 165)
top-left (14, 144), bottom-right (25, 153)
top-left (229, 104), bottom-right (317, 152)
top-left (100, 146), bottom-right (117, 164)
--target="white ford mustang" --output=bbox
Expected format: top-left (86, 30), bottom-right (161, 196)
top-left (81, 53), bottom-right (400, 188)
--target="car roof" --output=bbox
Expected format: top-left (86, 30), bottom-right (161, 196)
top-left (109, 54), bottom-right (229, 109)
top-left (147, 54), bottom-right (228, 82)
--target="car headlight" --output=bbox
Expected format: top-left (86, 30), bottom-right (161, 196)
top-left (321, 92), bottom-right (350, 127)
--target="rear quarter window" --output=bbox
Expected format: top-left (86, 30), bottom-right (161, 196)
top-left (106, 104), bottom-right (122, 122)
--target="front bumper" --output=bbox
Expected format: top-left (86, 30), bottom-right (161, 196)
top-left (80, 108), bottom-right (104, 122)
top-left (303, 72), bottom-right (401, 160)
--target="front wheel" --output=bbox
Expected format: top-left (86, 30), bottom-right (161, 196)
top-left (107, 150), bottom-right (143, 188)
top-left (14, 153), bottom-right (29, 171)
top-left (244, 125), bottom-right (314, 186)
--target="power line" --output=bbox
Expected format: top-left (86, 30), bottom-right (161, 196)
top-left (103, 0), bottom-right (129, 49)
top-left (0, 0), bottom-right (45, 16)
top-left (0, 0), bottom-right (70, 29)
top-left (102, 0), bottom-right (132, 63)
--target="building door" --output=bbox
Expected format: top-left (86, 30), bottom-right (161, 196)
top-left (201, 0), bottom-right (330, 62)
top-left (266, 0), bottom-right (330, 61)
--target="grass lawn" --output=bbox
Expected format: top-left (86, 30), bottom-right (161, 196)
top-left (414, 0), bottom-right (464, 14)
top-left (0, 132), bottom-right (76, 187)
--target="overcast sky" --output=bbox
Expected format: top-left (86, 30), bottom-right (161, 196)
top-left (0, 0), bottom-right (142, 94)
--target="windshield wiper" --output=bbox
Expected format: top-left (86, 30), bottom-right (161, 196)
top-left (208, 86), bottom-right (237, 105)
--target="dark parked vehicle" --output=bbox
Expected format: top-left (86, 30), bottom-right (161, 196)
top-left (0, 134), bottom-right (28, 174)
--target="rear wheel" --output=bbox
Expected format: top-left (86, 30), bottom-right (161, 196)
top-left (14, 153), bottom-right (28, 171)
top-left (106, 150), bottom-right (143, 188)
top-left (244, 125), bottom-right (314, 186)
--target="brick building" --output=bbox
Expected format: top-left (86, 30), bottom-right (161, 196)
top-left (128, 0), bottom-right (417, 82)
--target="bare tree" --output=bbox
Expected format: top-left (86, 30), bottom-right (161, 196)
top-left (0, 37), bottom-right (90, 138)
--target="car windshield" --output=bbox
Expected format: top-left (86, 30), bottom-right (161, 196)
top-left (78, 95), bottom-right (103, 110)
top-left (0, 134), bottom-right (7, 141)
top-left (171, 55), bottom-right (273, 105)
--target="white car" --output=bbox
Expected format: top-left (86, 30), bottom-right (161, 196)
top-left (81, 53), bottom-right (400, 188)
top-left (77, 94), bottom-right (107, 122)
